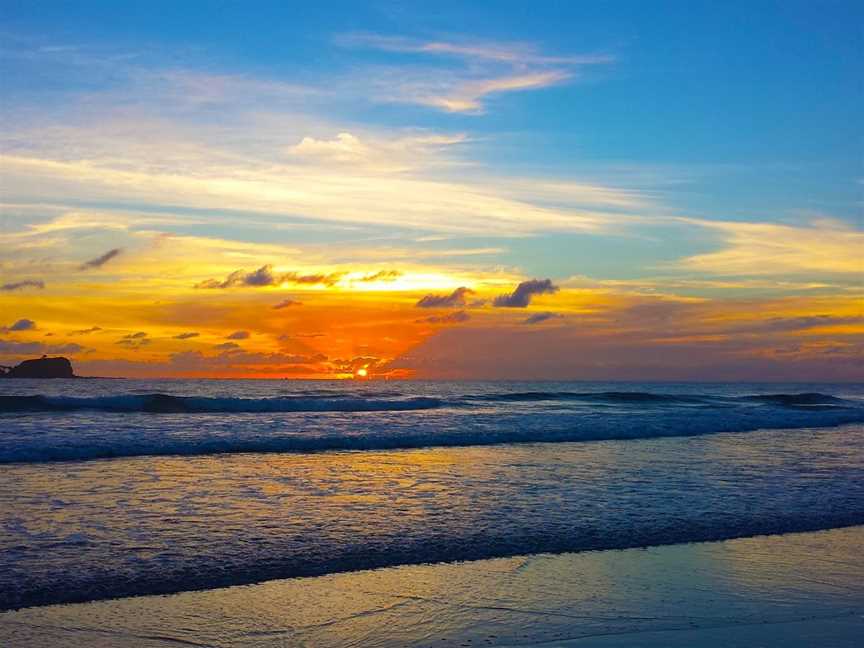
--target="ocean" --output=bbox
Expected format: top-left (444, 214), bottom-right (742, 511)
top-left (1, 379), bottom-right (863, 611)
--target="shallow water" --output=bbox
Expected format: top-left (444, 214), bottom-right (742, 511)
top-left (2, 527), bottom-right (862, 647)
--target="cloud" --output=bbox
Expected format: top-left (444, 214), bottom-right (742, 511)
top-left (288, 132), bottom-right (464, 172)
top-left (226, 330), bottom-right (250, 340)
top-left (71, 326), bottom-right (102, 335)
top-left (524, 312), bottom-right (562, 325)
top-left (341, 34), bottom-right (611, 66)
top-left (195, 266), bottom-right (278, 289)
top-left (678, 219), bottom-right (864, 275)
top-left (173, 331), bottom-right (200, 339)
top-left (0, 279), bottom-right (44, 291)
top-left (213, 342), bottom-right (241, 351)
top-left (0, 339), bottom-right (86, 356)
top-left (358, 270), bottom-right (402, 282)
top-left (283, 271), bottom-right (345, 286)
top-left (330, 355), bottom-right (384, 373)
top-left (416, 310), bottom-right (471, 324)
top-left (0, 150), bottom-right (630, 237)
top-left (341, 34), bottom-right (613, 114)
top-left (196, 265), bottom-right (344, 289)
top-left (80, 247), bottom-right (123, 270)
top-left (493, 279), bottom-right (559, 308)
top-left (1, 318), bottom-right (37, 333)
top-left (273, 299), bottom-right (302, 309)
top-left (115, 331), bottom-right (148, 349)
top-left (419, 71), bottom-right (571, 114)
top-left (416, 286), bottom-right (475, 308)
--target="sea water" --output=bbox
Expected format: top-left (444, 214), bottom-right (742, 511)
top-left (1, 379), bottom-right (862, 610)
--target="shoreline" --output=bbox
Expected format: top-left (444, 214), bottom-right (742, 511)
top-left (2, 526), bottom-right (862, 647)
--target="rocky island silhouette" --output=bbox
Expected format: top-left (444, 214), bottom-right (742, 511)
top-left (0, 356), bottom-right (76, 379)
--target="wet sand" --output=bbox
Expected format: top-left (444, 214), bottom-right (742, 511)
top-left (2, 526), bottom-right (862, 647)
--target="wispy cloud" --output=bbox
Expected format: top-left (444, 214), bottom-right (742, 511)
top-left (678, 219), bottom-right (864, 275)
top-left (338, 34), bottom-right (612, 66)
top-left (408, 70), bottom-right (571, 114)
top-left (339, 34), bottom-right (612, 114)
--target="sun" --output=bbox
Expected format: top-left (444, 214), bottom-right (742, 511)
top-left (355, 368), bottom-right (368, 378)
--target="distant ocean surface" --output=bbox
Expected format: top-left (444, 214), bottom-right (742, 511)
top-left (1, 379), bottom-right (863, 610)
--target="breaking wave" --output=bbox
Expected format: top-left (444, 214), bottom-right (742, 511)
top-left (0, 390), bottom-right (862, 463)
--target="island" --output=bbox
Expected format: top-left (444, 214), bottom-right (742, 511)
top-left (0, 356), bottom-right (76, 378)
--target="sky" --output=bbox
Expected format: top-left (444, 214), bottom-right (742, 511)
top-left (0, 0), bottom-right (861, 380)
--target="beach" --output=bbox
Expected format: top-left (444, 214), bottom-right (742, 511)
top-left (2, 526), bottom-right (862, 647)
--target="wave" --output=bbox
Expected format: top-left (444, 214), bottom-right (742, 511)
top-left (2, 407), bottom-right (862, 463)
top-left (4, 515), bottom-right (863, 611)
top-left (464, 390), bottom-right (853, 407)
top-left (0, 391), bottom-right (855, 414)
top-left (0, 393), bottom-right (442, 414)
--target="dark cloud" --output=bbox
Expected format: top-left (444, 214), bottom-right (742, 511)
top-left (1, 280), bottom-right (45, 291)
top-left (71, 326), bottom-right (102, 335)
top-left (3, 318), bottom-right (37, 332)
top-left (359, 270), bottom-right (402, 282)
top-left (196, 265), bottom-right (344, 289)
top-left (173, 332), bottom-right (200, 340)
top-left (524, 312), bottom-right (562, 325)
top-left (416, 310), bottom-right (470, 324)
top-left (244, 265), bottom-right (279, 286)
top-left (416, 286), bottom-right (475, 308)
top-left (0, 339), bottom-right (85, 355)
top-left (80, 248), bottom-right (123, 270)
top-left (331, 355), bottom-right (383, 373)
top-left (213, 342), bottom-right (241, 351)
top-left (226, 330), bottom-right (250, 340)
top-left (116, 331), bottom-right (148, 349)
top-left (283, 271), bottom-right (344, 286)
top-left (273, 298), bottom-right (303, 309)
top-left (493, 279), bottom-right (558, 308)
top-left (116, 339), bottom-right (150, 349)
